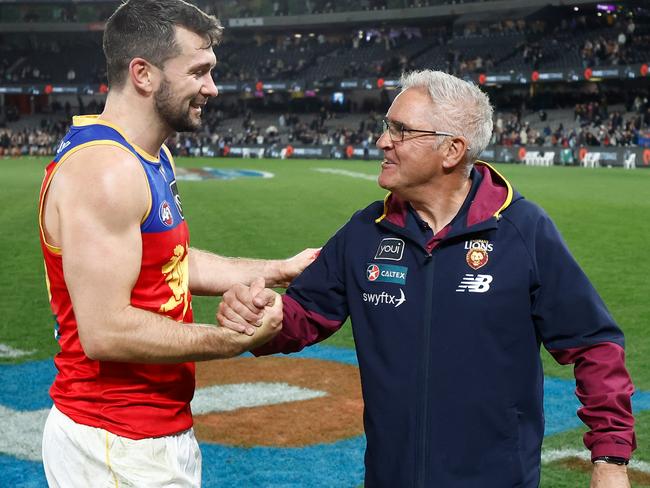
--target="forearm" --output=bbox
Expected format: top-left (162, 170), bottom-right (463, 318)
top-left (189, 247), bottom-right (290, 295)
top-left (80, 305), bottom-right (253, 363)
top-left (549, 342), bottom-right (636, 459)
top-left (254, 295), bottom-right (343, 356)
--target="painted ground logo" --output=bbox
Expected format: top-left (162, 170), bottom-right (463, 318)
top-left (1, 345), bottom-right (650, 487)
top-left (175, 168), bottom-right (275, 181)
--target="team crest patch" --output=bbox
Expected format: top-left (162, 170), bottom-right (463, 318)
top-left (374, 238), bottom-right (405, 261)
top-left (464, 239), bottom-right (492, 270)
top-left (466, 248), bottom-right (488, 270)
top-left (366, 263), bottom-right (407, 285)
top-left (159, 200), bottom-right (174, 227)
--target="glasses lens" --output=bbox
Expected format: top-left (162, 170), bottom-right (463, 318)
top-left (384, 119), bottom-right (402, 142)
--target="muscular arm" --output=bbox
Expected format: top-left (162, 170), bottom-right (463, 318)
top-left (188, 246), bottom-right (319, 296)
top-left (52, 146), bottom-right (279, 363)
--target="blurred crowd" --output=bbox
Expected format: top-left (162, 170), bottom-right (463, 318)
top-left (0, 120), bottom-right (67, 157)
top-left (3, 97), bottom-right (648, 158)
top-left (493, 96), bottom-right (650, 148)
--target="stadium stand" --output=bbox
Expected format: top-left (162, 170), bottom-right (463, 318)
top-left (1, 0), bottom-right (649, 164)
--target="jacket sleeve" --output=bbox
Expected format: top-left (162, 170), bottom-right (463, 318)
top-left (253, 224), bottom-right (349, 356)
top-left (530, 212), bottom-right (636, 460)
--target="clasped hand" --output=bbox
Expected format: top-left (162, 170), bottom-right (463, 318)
top-left (218, 277), bottom-right (282, 338)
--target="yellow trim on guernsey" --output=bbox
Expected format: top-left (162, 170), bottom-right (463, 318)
top-left (72, 115), bottom-right (160, 163)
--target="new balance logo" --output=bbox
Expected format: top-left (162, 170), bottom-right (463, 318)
top-left (455, 274), bottom-right (493, 293)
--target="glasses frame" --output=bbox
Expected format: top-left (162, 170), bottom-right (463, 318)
top-left (382, 117), bottom-right (457, 143)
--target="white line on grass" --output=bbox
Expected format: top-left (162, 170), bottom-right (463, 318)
top-left (0, 344), bottom-right (34, 359)
top-left (313, 168), bottom-right (377, 181)
top-left (542, 448), bottom-right (650, 473)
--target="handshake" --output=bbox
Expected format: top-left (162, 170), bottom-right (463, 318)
top-left (217, 277), bottom-right (284, 348)
top-left (216, 247), bottom-right (320, 350)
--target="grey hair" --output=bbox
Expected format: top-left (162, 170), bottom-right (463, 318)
top-left (399, 70), bottom-right (493, 164)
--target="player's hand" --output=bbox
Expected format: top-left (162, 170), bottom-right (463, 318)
top-left (246, 288), bottom-right (283, 349)
top-left (218, 277), bottom-right (271, 335)
top-left (590, 463), bottom-right (630, 488)
top-left (276, 248), bottom-right (321, 288)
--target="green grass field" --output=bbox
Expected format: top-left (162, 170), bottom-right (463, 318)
top-left (1, 156), bottom-right (649, 487)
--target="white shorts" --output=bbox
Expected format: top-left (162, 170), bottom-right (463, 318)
top-left (42, 405), bottom-right (201, 487)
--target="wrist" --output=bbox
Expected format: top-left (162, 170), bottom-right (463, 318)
top-left (592, 456), bottom-right (629, 466)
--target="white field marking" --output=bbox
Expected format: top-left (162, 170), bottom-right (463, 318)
top-left (542, 448), bottom-right (650, 473)
top-left (0, 382), bottom-right (326, 461)
top-left (191, 382), bottom-right (326, 415)
top-left (313, 168), bottom-right (377, 181)
top-left (0, 344), bottom-right (34, 359)
top-left (0, 405), bottom-right (50, 461)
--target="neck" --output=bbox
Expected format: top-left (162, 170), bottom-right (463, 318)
top-left (100, 89), bottom-right (171, 156)
top-left (407, 173), bottom-right (472, 234)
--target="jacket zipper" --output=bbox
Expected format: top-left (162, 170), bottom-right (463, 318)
top-left (415, 250), bottom-right (436, 487)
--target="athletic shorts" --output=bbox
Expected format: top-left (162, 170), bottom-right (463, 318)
top-left (42, 405), bottom-right (201, 487)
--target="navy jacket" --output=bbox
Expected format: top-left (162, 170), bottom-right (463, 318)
top-left (255, 162), bottom-right (635, 487)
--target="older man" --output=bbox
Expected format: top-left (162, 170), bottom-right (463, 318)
top-left (220, 70), bottom-right (635, 487)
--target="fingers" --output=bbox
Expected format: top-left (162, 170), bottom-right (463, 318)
top-left (217, 302), bottom-right (255, 336)
top-left (261, 291), bottom-right (283, 331)
top-left (218, 283), bottom-right (265, 335)
top-left (229, 282), bottom-right (265, 316)
top-left (252, 288), bottom-right (277, 308)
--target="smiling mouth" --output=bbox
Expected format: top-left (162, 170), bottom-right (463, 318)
top-left (190, 100), bottom-right (206, 112)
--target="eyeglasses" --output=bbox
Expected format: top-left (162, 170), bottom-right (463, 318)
top-left (382, 117), bottom-right (456, 143)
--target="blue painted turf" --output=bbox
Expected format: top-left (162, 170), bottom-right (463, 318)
top-left (2, 344), bottom-right (649, 487)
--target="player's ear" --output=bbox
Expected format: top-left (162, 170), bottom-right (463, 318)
top-left (129, 58), bottom-right (156, 94)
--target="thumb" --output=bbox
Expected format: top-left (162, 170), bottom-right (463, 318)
top-left (249, 277), bottom-right (265, 298)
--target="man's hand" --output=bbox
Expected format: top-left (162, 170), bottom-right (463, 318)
top-left (276, 248), bottom-right (321, 288)
top-left (244, 285), bottom-right (283, 349)
top-left (590, 463), bottom-right (630, 488)
top-left (217, 278), bottom-right (276, 335)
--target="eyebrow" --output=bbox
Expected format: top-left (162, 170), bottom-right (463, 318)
top-left (387, 118), bottom-right (409, 129)
top-left (188, 61), bottom-right (215, 73)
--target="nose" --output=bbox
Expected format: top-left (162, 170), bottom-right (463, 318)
top-left (203, 74), bottom-right (218, 98)
top-left (376, 130), bottom-right (393, 150)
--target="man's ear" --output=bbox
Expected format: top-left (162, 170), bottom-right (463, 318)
top-left (441, 136), bottom-right (469, 170)
top-left (128, 58), bottom-right (156, 94)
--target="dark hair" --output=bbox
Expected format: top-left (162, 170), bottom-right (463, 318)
top-left (103, 0), bottom-right (223, 88)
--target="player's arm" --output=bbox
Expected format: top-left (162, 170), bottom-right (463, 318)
top-left (56, 146), bottom-right (280, 363)
top-left (219, 227), bottom-right (349, 351)
top-left (187, 247), bottom-right (320, 296)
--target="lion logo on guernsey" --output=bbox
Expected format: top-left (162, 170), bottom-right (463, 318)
top-left (159, 201), bottom-right (174, 227)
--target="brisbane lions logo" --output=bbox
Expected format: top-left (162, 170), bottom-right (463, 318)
top-left (466, 248), bottom-right (488, 270)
